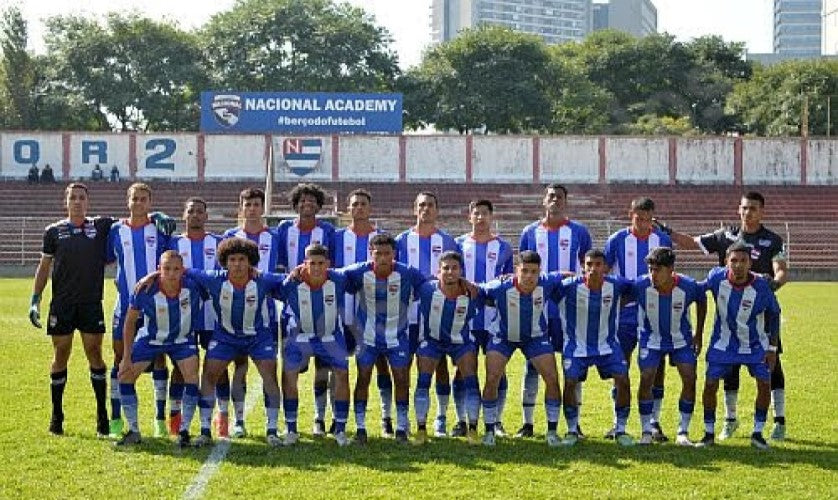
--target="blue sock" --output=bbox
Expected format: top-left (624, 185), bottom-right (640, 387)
top-left (152, 368), bottom-right (168, 421)
top-left (181, 384), bottom-right (199, 433)
top-left (615, 405), bottom-right (630, 434)
top-left (497, 374), bottom-right (508, 422)
top-left (452, 377), bottom-right (466, 422)
top-left (483, 398), bottom-right (498, 433)
top-left (414, 373), bottom-right (432, 426)
top-left (464, 375), bottom-right (481, 425)
top-left (564, 404), bottom-right (579, 434)
top-left (334, 400), bottom-right (349, 434)
top-left (377, 374), bottom-right (392, 419)
top-left (284, 398), bottom-right (299, 434)
top-left (678, 399), bottom-right (695, 434)
top-left (435, 381), bottom-right (451, 420)
top-left (754, 406), bottom-right (768, 434)
top-left (119, 383), bottom-right (138, 432)
top-left (199, 394), bottom-right (216, 434)
top-left (396, 400), bottom-right (409, 432)
top-left (545, 398), bottom-right (560, 431)
top-left (639, 399), bottom-right (654, 433)
top-left (704, 407), bottom-right (716, 435)
top-left (354, 399), bottom-right (367, 430)
top-left (110, 365), bottom-right (121, 420)
top-left (522, 361), bottom-right (538, 424)
top-left (169, 382), bottom-right (185, 415)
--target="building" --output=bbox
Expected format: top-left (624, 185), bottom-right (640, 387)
top-left (430, 0), bottom-right (594, 46)
top-left (592, 0), bottom-right (657, 37)
top-left (825, 0), bottom-right (838, 54)
top-left (774, 0), bottom-right (823, 56)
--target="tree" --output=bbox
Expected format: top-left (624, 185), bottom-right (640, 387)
top-left (727, 60), bottom-right (838, 136)
top-left (44, 13), bottom-right (208, 131)
top-left (543, 52), bottom-right (613, 134)
top-left (407, 26), bottom-right (553, 133)
top-left (202, 0), bottom-right (399, 92)
top-left (0, 6), bottom-right (36, 129)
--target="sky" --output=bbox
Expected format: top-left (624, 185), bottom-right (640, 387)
top-left (2, 0), bottom-right (774, 68)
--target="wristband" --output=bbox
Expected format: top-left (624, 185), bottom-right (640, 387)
top-left (766, 345), bottom-right (777, 352)
top-left (30, 294), bottom-right (41, 307)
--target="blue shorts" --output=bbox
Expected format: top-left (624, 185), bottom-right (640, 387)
top-left (206, 332), bottom-right (277, 362)
top-left (416, 337), bottom-right (477, 363)
top-left (131, 337), bottom-right (198, 364)
top-left (617, 321), bottom-right (639, 355)
top-left (706, 361), bottom-right (770, 382)
top-left (342, 323), bottom-right (359, 354)
top-left (563, 351), bottom-right (628, 381)
top-left (111, 296), bottom-right (143, 342)
top-left (487, 335), bottom-right (554, 361)
top-left (472, 330), bottom-right (491, 353)
top-left (638, 345), bottom-right (696, 371)
top-left (283, 335), bottom-right (349, 372)
top-left (356, 337), bottom-right (412, 369)
top-left (547, 318), bottom-right (563, 352)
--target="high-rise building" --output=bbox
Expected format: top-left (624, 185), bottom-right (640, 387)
top-left (430, 0), bottom-right (593, 46)
top-left (592, 0), bottom-right (657, 37)
top-left (774, 0), bottom-right (823, 56)
top-left (825, 0), bottom-right (838, 54)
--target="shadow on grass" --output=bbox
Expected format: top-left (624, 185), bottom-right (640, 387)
top-left (101, 431), bottom-right (838, 474)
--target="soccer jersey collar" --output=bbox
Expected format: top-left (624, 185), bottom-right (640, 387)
top-left (437, 280), bottom-right (465, 300)
top-left (157, 277), bottom-right (183, 299)
top-left (123, 217), bottom-right (151, 230)
top-left (243, 226), bottom-right (270, 237)
top-left (412, 226), bottom-right (439, 238)
top-left (295, 218), bottom-right (318, 233)
top-left (541, 217), bottom-right (569, 230)
top-left (726, 270), bottom-right (754, 290)
top-left (468, 232), bottom-right (497, 244)
top-left (629, 227), bottom-right (652, 240)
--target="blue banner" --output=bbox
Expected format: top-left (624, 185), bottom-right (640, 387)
top-left (200, 91), bottom-right (403, 134)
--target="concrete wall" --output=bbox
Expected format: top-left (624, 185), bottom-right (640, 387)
top-left (2, 132), bottom-right (836, 185)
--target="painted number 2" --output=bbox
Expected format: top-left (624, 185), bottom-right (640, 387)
top-left (145, 139), bottom-right (176, 170)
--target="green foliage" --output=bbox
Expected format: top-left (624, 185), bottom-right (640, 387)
top-left (0, 6), bottom-right (36, 129)
top-left (627, 114), bottom-right (696, 136)
top-left (0, 279), bottom-right (835, 497)
top-left (727, 60), bottom-right (838, 137)
top-left (45, 13), bottom-right (208, 131)
top-left (202, 0), bottom-right (399, 93)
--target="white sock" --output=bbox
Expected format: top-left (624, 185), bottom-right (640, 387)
top-left (772, 389), bottom-right (785, 419)
top-left (724, 390), bottom-right (738, 420)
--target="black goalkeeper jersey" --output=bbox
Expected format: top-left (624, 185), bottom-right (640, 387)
top-left (697, 224), bottom-right (786, 276)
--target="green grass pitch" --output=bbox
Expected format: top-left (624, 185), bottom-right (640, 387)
top-left (0, 279), bottom-right (835, 498)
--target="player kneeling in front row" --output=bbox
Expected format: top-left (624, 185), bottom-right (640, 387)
top-left (634, 248), bottom-right (706, 446)
top-left (698, 241), bottom-right (780, 449)
top-left (281, 244), bottom-right (351, 447)
top-left (559, 249), bottom-right (635, 447)
top-left (185, 238), bottom-right (286, 447)
top-left (479, 251), bottom-right (563, 447)
top-left (116, 251), bottom-right (203, 447)
top-left (414, 251), bottom-right (482, 444)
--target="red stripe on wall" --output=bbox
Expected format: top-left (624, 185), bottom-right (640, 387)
top-left (800, 138), bottom-right (808, 186)
top-left (598, 136), bottom-right (607, 184)
top-left (128, 133), bottom-right (137, 179)
top-left (465, 135), bottom-right (474, 183)
top-left (331, 135), bottom-right (340, 181)
top-left (733, 138), bottom-right (743, 186)
top-left (532, 136), bottom-right (540, 183)
top-left (398, 135), bottom-right (407, 182)
top-left (62, 133), bottom-right (71, 180)
top-left (668, 137), bottom-right (677, 185)
top-left (196, 134), bottom-right (205, 182)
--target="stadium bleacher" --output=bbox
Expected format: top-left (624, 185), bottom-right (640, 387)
top-left (2, 180), bottom-right (836, 275)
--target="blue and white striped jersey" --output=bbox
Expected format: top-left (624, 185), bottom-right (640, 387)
top-left (170, 233), bottom-right (223, 331)
top-left (604, 228), bottom-right (672, 280)
top-left (339, 262), bottom-right (426, 348)
top-left (185, 269), bottom-right (285, 339)
top-left (276, 219), bottom-right (336, 270)
top-left (519, 220), bottom-right (592, 319)
top-left (556, 275), bottom-right (634, 358)
top-left (129, 277), bottom-right (204, 346)
top-left (395, 227), bottom-right (459, 325)
top-left (107, 219), bottom-right (169, 300)
top-left (332, 227), bottom-right (379, 327)
top-left (223, 227), bottom-right (281, 273)
top-left (704, 267), bottom-right (781, 364)
top-left (478, 274), bottom-right (563, 343)
top-left (278, 271), bottom-right (346, 341)
top-left (417, 280), bottom-right (480, 345)
top-left (456, 234), bottom-right (513, 332)
top-left (634, 274), bottom-right (706, 350)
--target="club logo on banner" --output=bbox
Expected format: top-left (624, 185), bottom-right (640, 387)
top-left (282, 138), bottom-right (322, 176)
top-left (211, 95), bottom-right (243, 128)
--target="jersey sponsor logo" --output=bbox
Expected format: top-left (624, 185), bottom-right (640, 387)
top-left (492, 337), bottom-right (501, 344)
top-left (751, 248), bottom-right (761, 260)
top-left (209, 340), bottom-right (218, 349)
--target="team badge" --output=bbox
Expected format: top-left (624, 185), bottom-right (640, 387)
top-left (488, 251), bottom-right (497, 261)
top-left (639, 348), bottom-right (649, 359)
top-left (145, 235), bottom-right (156, 247)
top-left (388, 284), bottom-right (399, 294)
top-left (204, 248), bottom-right (216, 256)
top-left (559, 238), bottom-right (570, 249)
top-left (282, 138), bottom-right (322, 177)
top-left (673, 301), bottom-right (683, 311)
top-left (245, 294), bottom-right (257, 305)
top-left (211, 94), bottom-right (242, 128)
top-left (603, 295), bottom-right (613, 307)
top-left (325, 294), bottom-right (335, 306)
top-left (180, 297), bottom-right (190, 309)
top-left (432, 245), bottom-right (442, 255)
top-left (741, 299), bottom-right (752, 311)
top-left (456, 306), bottom-right (466, 315)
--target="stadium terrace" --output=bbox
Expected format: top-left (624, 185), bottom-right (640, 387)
top-left (244, 97), bottom-right (399, 112)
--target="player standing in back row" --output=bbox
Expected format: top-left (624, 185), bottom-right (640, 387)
top-left (518, 184), bottom-right (591, 438)
top-left (665, 191), bottom-right (788, 440)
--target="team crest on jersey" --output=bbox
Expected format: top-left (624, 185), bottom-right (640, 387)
top-left (432, 245), bottom-right (442, 255)
top-left (180, 297), bottom-right (190, 309)
top-left (488, 251), bottom-right (497, 261)
top-left (673, 301), bottom-right (683, 311)
top-left (205, 248), bottom-right (216, 257)
top-left (456, 306), bottom-right (466, 315)
top-left (324, 294), bottom-right (335, 306)
top-left (211, 94), bottom-right (242, 128)
top-left (741, 299), bottom-right (752, 311)
top-left (259, 243), bottom-right (270, 253)
top-left (145, 235), bottom-right (156, 247)
top-left (282, 138), bottom-right (322, 177)
top-left (533, 297), bottom-right (543, 307)
top-left (245, 294), bottom-right (257, 305)
top-left (750, 248), bottom-right (761, 260)
top-left (492, 337), bottom-right (501, 345)
top-left (602, 295), bottom-right (613, 307)
top-left (388, 284), bottom-right (399, 294)
top-left (84, 224), bottom-right (97, 239)
top-left (559, 238), bottom-right (570, 249)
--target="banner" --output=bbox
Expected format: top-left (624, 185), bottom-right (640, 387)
top-left (200, 91), bottom-right (403, 134)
